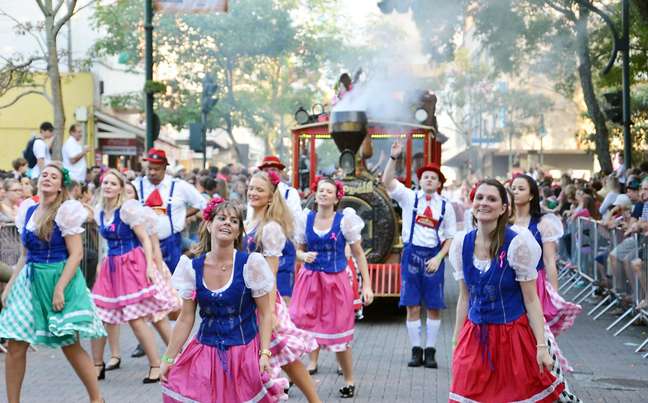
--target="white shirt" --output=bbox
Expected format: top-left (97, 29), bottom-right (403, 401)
top-left (134, 175), bottom-right (206, 240)
top-left (388, 181), bottom-right (456, 248)
top-left (62, 136), bottom-right (87, 182)
top-left (30, 138), bottom-right (51, 179)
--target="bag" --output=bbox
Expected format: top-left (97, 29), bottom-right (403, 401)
top-left (23, 137), bottom-right (39, 168)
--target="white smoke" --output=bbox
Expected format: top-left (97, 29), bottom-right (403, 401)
top-left (332, 11), bottom-right (429, 123)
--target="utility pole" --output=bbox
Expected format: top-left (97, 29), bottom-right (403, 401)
top-left (201, 74), bottom-right (219, 169)
top-left (145, 0), bottom-right (154, 149)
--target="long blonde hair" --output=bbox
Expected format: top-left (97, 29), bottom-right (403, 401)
top-left (191, 201), bottom-right (244, 257)
top-left (100, 169), bottom-right (128, 213)
top-left (251, 171), bottom-right (293, 251)
top-left (37, 164), bottom-right (70, 241)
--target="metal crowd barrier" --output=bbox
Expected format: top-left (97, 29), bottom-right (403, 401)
top-left (558, 216), bottom-right (648, 358)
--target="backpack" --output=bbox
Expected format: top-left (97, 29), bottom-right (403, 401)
top-left (23, 137), bottom-right (39, 168)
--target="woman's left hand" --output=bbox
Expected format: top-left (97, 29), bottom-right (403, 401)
top-left (362, 286), bottom-right (374, 306)
top-left (52, 286), bottom-right (65, 311)
top-left (146, 262), bottom-right (155, 283)
top-left (426, 255), bottom-right (442, 273)
top-left (536, 347), bottom-right (553, 373)
top-left (259, 355), bottom-right (271, 374)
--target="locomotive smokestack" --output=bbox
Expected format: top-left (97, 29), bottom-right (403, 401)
top-left (329, 110), bottom-right (368, 176)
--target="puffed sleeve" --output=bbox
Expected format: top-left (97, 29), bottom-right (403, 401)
top-left (171, 255), bottom-right (196, 299)
top-left (243, 252), bottom-right (275, 297)
top-left (507, 228), bottom-right (541, 282)
top-left (449, 231), bottom-right (466, 280)
top-left (294, 209), bottom-right (309, 245)
top-left (261, 221), bottom-right (286, 256)
top-left (15, 198), bottom-right (37, 234)
top-left (538, 214), bottom-right (564, 244)
top-left (119, 199), bottom-right (148, 228)
top-left (141, 206), bottom-right (160, 236)
top-left (340, 207), bottom-right (364, 244)
top-left (55, 200), bottom-right (88, 236)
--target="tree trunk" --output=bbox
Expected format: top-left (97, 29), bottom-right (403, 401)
top-left (575, 6), bottom-right (612, 173)
top-left (224, 60), bottom-right (241, 160)
top-left (44, 7), bottom-right (65, 160)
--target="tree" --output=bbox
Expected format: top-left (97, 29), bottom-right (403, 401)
top-left (0, 1), bottom-right (87, 159)
top-left (92, 0), bottom-right (354, 159)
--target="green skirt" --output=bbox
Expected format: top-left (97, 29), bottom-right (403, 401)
top-left (0, 261), bottom-right (106, 348)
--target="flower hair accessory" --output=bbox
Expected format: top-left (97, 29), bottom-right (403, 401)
top-left (334, 180), bottom-right (345, 200)
top-left (267, 171), bottom-right (281, 187)
top-left (310, 175), bottom-right (322, 193)
top-left (61, 167), bottom-right (72, 187)
top-left (203, 197), bottom-right (225, 221)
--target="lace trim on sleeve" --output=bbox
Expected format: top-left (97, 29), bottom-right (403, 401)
top-left (171, 255), bottom-right (196, 300)
top-left (55, 200), bottom-right (88, 236)
top-left (538, 214), bottom-right (564, 243)
top-left (449, 231), bottom-right (466, 280)
top-left (119, 199), bottom-right (148, 228)
top-left (261, 221), bottom-right (286, 256)
top-left (243, 252), bottom-right (275, 298)
top-left (340, 207), bottom-right (364, 244)
top-left (15, 198), bottom-right (36, 234)
top-left (508, 228), bottom-right (541, 282)
top-left (294, 209), bottom-right (309, 245)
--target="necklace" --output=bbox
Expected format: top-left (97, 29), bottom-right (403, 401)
top-left (206, 251), bottom-right (232, 272)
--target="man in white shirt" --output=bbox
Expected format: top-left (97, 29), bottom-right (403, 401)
top-left (62, 123), bottom-right (89, 182)
top-left (248, 155), bottom-right (302, 299)
top-left (382, 140), bottom-right (456, 369)
top-left (135, 148), bottom-right (206, 273)
top-left (30, 122), bottom-right (54, 179)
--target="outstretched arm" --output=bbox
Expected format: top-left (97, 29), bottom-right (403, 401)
top-left (382, 140), bottom-right (403, 193)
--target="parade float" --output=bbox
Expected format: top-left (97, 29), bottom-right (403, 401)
top-left (290, 91), bottom-right (447, 298)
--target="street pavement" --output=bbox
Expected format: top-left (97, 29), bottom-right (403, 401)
top-left (2, 271), bottom-right (648, 402)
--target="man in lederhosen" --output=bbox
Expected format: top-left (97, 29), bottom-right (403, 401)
top-left (382, 140), bottom-right (456, 368)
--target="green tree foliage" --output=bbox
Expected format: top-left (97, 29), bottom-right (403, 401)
top-left (92, 0), bottom-right (354, 156)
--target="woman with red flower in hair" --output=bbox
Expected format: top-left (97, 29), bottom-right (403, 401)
top-left (289, 176), bottom-right (374, 399)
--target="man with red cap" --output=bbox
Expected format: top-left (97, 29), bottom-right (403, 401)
top-left (247, 155), bottom-right (302, 300)
top-left (135, 148), bottom-right (205, 273)
top-left (382, 140), bottom-right (456, 369)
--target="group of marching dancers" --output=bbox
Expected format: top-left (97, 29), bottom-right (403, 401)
top-left (0, 141), bottom-right (583, 402)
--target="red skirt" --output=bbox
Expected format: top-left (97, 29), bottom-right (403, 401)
top-left (450, 315), bottom-right (565, 403)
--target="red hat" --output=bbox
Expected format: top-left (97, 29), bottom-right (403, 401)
top-left (143, 148), bottom-right (168, 165)
top-left (258, 155), bottom-right (285, 171)
top-left (416, 163), bottom-right (446, 183)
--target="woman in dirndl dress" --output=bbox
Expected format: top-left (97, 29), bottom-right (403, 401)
top-left (90, 169), bottom-right (175, 383)
top-left (244, 171), bottom-right (320, 402)
top-left (160, 198), bottom-right (285, 403)
top-left (449, 179), bottom-right (566, 403)
top-left (289, 177), bottom-right (374, 399)
top-left (0, 164), bottom-right (105, 403)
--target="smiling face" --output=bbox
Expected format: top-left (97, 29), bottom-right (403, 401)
top-left (473, 183), bottom-right (508, 224)
top-left (420, 170), bottom-right (440, 194)
top-left (101, 173), bottom-right (123, 201)
top-left (316, 181), bottom-right (338, 208)
top-left (247, 176), bottom-right (272, 209)
top-left (511, 177), bottom-right (532, 206)
top-left (38, 166), bottom-right (63, 195)
top-left (209, 207), bottom-right (242, 245)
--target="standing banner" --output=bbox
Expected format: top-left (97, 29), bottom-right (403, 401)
top-left (155, 0), bottom-right (228, 13)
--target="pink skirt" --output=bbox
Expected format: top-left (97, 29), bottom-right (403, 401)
top-left (270, 292), bottom-right (317, 368)
top-left (537, 269), bottom-right (582, 336)
top-left (150, 265), bottom-right (182, 323)
top-left (289, 268), bottom-right (354, 351)
top-left (162, 337), bottom-right (286, 403)
top-left (91, 247), bottom-right (175, 324)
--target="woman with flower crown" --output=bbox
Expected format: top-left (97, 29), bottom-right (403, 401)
top-left (0, 164), bottom-right (106, 403)
top-left (90, 169), bottom-right (176, 383)
top-left (160, 198), bottom-right (285, 402)
top-left (289, 176), bottom-right (374, 399)
top-left (243, 171), bottom-right (321, 402)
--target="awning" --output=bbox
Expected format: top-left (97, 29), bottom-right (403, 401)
top-left (95, 110), bottom-right (145, 140)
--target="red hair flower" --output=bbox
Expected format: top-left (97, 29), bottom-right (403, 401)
top-left (203, 197), bottom-right (225, 221)
top-left (334, 180), bottom-right (345, 200)
top-left (267, 171), bottom-right (281, 187)
top-left (310, 175), bottom-right (322, 193)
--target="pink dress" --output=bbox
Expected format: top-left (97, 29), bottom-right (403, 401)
top-left (91, 200), bottom-right (175, 324)
top-left (289, 208), bottom-right (363, 351)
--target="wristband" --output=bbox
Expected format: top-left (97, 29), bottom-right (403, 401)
top-left (161, 354), bottom-right (175, 364)
top-left (260, 349), bottom-right (272, 358)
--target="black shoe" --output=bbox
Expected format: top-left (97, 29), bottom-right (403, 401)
top-left (307, 365), bottom-right (318, 375)
top-left (339, 384), bottom-right (355, 398)
top-left (407, 346), bottom-right (423, 367)
top-left (95, 363), bottom-right (106, 380)
top-left (337, 367), bottom-right (343, 375)
top-left (142, 366), bottom-right (160, 384)
top-left (424, 347), bottom-right (438, 368)
top-left (131, 344), bottom-right (145, 358)
top-left (106, 356), bottom-right (121, 371)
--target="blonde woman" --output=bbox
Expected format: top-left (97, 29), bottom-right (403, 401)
top-left (90, 169), bottom-right (174, 383)
top-left (0, 164), bottom-right (105, 403)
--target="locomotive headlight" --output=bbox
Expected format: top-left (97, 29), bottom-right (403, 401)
top-left (295, 107), bottom-right (310, 125)
top-left (414, 107), bottom-right (429, 124)
top-left (340, 150), bottom-right (356, 176)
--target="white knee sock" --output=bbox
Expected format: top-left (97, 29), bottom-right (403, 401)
top-left (426, 319), bottom-right (441, 348)
top-left (406, 320), bottom-right (422, 348)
